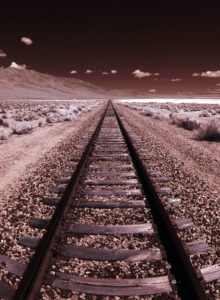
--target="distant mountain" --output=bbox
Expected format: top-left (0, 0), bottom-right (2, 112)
top-left (0, 67), bottom-right (148, 100)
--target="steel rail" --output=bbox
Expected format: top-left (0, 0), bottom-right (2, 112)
top-left (112, 101), bottom-right (207, 300)
top-left (12, 101), bottom-right (109, 300)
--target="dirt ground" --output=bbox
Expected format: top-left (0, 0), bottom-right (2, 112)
top-left (0, 105), bottom-right (103, 197)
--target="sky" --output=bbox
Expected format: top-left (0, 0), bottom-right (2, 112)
top-left (1, 1), bottom-right (220, 94)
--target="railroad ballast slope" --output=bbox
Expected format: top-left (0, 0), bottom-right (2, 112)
top-left (115, 102), bottom-right (220, 299)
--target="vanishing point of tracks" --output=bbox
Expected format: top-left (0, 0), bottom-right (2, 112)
top-left (0, 101), bottom-right (219, 299)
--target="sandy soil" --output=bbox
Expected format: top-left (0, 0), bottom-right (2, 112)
top-left (0, 106), bottom-right (103, 196)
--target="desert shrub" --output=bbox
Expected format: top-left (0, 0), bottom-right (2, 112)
top-left (0, 128), bottom-right (9, 140)
top-left (81, 107), bottom-right (89, 113)
top-left (55, 108), bottom-right (77, 121)
top-left (69, 105), bottom-right (79, 113)
top-left (154, 112), bottom-right (170, 120)
top-left (55, 108), bottom-right (67, 116)
top-left (2, 119), bottom-right (15, 128)
top-left (46, 113), bottom-right (63, 123)
top-left (172, 116), bottom-right (200, 131)
top-left (13, 122), bottom-right (32, 135)
top-left (41, 109), bottom-right (50, 116)
top-left (38, 121), bottom-right (43, 127)
top-left (23, 114), bottom-right (37, 121)
top-left (196, 119), bottom-right (220, 141)
top-left (14, 116), bottom-right (23, 122)
top-left (141, 107), bottom-right (157, 117)
top-left (64, 115), bottom-right (76, 121)
top-left (46, 115), bottom-right (57, 123)
top-left (209, 109), bottom-right (217, 115)
top-left (199, 110), bottom-right (211, 117)
top-left (131, 105), bottom-right (142, 111)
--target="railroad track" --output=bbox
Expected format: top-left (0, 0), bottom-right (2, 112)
top-left (0, 100), bottom-right (219, 299)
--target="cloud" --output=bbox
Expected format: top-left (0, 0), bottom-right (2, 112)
top-left (154, 72), bottom-right (160, 76)
top-left (21, 37), bottom-right (33, 46)
top-left (149, 89), bottom-right (156, 93)
top-left (85, 69), bottom-right (93, 74)
top-left (192, 72), bottom-right (200, 77)
top-left (192, 70), bottom-right (220, 78)
top-left (9, 61), bottom-right (27, 70)
top-left (201, 70), bottom-right (220, 78)
top-left (170, 78), bottom-right (182, 82)
top-left (216, 83), bottom-right (220, 86)
top-left (132, 69), bottom-right (151, 78)
top-left (70, 70), bottom-right (77, 74)
top-left (100, 70), bottom-right (117, 75)
top-left (0, 49), bottom-right (7, 58)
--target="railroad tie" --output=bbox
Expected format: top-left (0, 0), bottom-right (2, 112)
top-left (59, 245), bottom-right (162, 262)
top-left (52, 274), bottom-right (172, 296)
top-left (68, 223), bottom-right (154, 235)
top-left (71, 200), bottom-right (145, 208)
top-left (81, 189), bottom-right (142, 196)
top-left (84, 179), bottom-right (138, 185)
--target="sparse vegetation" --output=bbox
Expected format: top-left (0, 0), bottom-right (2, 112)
top-left (140, 107), bottom-right (170, 120)
top-left (0, 128), bottom-right (9, 140)
top-left (0, 100), bottom-right (100, 141)
top-left (123, 101), bottom-right (220, 115)
top-left (13, 122), bottom-right (32, 135)
top-left (46, 114), bottom-right (62, 124)
top-left (141, 107), bottom-right (157, 117)
top-left (199, 110), bottom-right (211, 117)
top-left (1, 119), bottom-right (15, 128)
top-left (122, 102), bottom-right (220, 138)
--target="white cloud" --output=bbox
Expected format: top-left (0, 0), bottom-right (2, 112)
top-left (0, 49), bottom-right (7, 58)
top-left (192, 70), bottom-right (220, 78)
top-left (70, 70), bottom-right (77, 74)
top-left (85, 69), bottom-right (93, 74)
top-left (216, 83), bottom-right (220, 86)
top-left (170, 78), bottom-right (182, 82)
top-left (201, 70), bottom-right (220, 78)
top-left (154, 72), bottom-right (160, 76)
top-left (132, 69), bottom-right (151, 78)
top-left (100, 70), bottom-right (117, 75)
top-left (149, 89), bottom-right (156, 93)
top-left (192, 72), bottom-right (200, 77)
top-left (21, 37), bottom-right (33, 46)
top-left (9, 61), bottom-right (27, 70)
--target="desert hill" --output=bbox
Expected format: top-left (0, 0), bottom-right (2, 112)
top-left (0, 67), bottom-right (148, 100)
